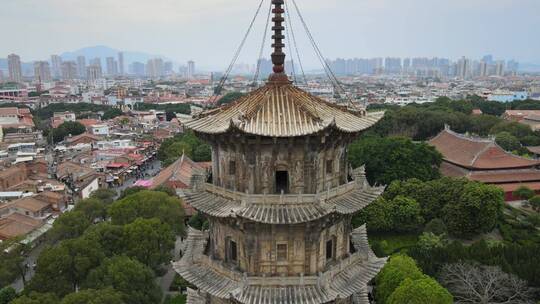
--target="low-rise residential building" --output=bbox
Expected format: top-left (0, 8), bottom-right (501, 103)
top-left (51, 111), bottom-right (76, 128)
top-left (502, 110), bottom-right (540, 122)
top-left (56, 161), bottom-right (103, 199)
top-left (487, 91), bottom-right (529, 103)
top-left (90, 124), bottom-right (110, 136)
top-left (0, 107), bottom-right (35, 130)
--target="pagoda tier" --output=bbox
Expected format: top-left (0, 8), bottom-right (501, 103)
top-left (185, 83), bottom-right (384, 138)
top-left (175, 226), bottom-right (387, 304)
top-left (185, 167), bottom-right (383, 225)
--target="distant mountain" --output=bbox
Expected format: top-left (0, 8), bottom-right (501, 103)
top-left (60, 45), bottom-right (173, 65)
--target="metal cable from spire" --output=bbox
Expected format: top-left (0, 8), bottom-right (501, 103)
top-left (285, 15), bottom-right (297, 83)
top-left (210, 0), bottom-right (266, 102)
top-left (253, 0), bottom-right (273, 86)
top-left (290, 0), bottom-right (359, 109)
top-left (284, 0), bottom-right (307, 84)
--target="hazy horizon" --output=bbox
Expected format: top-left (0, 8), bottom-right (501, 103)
top-left (2, 0), bottom-right (540, 69)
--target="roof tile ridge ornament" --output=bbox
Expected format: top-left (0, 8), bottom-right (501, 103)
top-left (268, 0), bottom-right (290, 85)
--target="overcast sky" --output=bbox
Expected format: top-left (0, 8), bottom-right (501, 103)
top-left (1, 0), bottom-right (539, 69)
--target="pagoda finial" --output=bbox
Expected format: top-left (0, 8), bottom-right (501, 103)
top-left (269, 0), bottom-right (289, 83)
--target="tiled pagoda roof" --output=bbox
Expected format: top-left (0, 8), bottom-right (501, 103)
top-left (185, 83), bottom-right (384, 137)
top-left (184, 180), bottom-right (383, 225)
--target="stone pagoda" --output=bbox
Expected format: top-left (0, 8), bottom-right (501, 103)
top-left (174, 1), bottom-right (387, 303)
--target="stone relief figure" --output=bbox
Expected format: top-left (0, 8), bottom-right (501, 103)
top-left (261, 160), bottom-right (270, 191)
top-left (294, 160), bottom-right (303, 185)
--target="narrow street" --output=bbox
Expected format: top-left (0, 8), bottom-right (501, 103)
top-left (114, 159), bottom-right (162, 197)
top-left (10, 242), bottom-right (47, 292)
top-left (157, 236), bottom-right (184, 302)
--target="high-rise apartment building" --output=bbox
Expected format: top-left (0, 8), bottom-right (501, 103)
top-left (50, 55), bottom-right (62, 78)
top-left (507, 60), bottom-right (519, 74)
top-left (106, 57), bottom-right (118, 76)
top-left (495, 60), bottom-right (505, 76)
top-left (164, 61), bottom-right (173, 75)
top-left (90, 57), bottom-right (101, 68)
top-left (129, 62), bottom-right (145, 76)
top-left (0, 70), bottom-right (4, 83)
top-left (118, 52), bottom-right (124, 75)
top-left (384, 57), bottom-right (402, 74)
top-left (61, 61), bottom-right (78, 80)
top-left (479, 61), bottom-right (488, 77)
top-left (403, 58), bottom-right (411, 71)
top-left (187, 60), bottom-right (195, 79)
top-left (7, 54), bottom-right (23, 83)
top-left (457, 57), bottom-right (471, 79)
top-left (77, 56), bottom-right (86, 78)
top-left (87, 65), bottom-right (103, 82)
top-left (146, 58), bottom-right (164, 79)
top-left (482, 54), bottom-right (493, 65)
top-left (34, 61), bottom-right (52, 83)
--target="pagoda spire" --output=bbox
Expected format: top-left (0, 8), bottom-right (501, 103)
top-left (269, 0), bottom-right (289, 83)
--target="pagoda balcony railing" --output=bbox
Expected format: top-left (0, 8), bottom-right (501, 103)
top-left (199, 181), bottom-right (360, 206)
top-left (194, 248), bottom-right (369, 286)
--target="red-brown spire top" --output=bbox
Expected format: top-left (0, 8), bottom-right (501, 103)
top-left (269, 0), bottom-right (289, 83)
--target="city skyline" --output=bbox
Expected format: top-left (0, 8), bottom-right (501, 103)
top-left (1, 0), bottom-right (540, 69)
top-left (0, 49), bottom-right (530, 82)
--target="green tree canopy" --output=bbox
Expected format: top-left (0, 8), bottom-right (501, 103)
top-left (158, 131), bottom-right (211, 165)
top-left (108, 190), bottom-right (184, 234)
top-left (348, 136), bottom-right (441, 185)
top-left (102, 108), bottom-right (123, 121)
top-left (389, 196), bottom-right (424, 232)
top-left (9, 292), bottom-right (59, 304)
top-left (122, 218), bottom-right (175, 270)
top-left (375, 255), bottom-right (424, 304)
top-left (84, 256), bottom-right (161, 304)
top-left (28, 238), bottom-right (105, 297)
top-left (89, 189), bottom-right (117, 204)
top-left (529, 195), bottom-right (540, 212)
top-left (443, 182), bottom-right (503, 236)
top-left (490, 121), bottom-right (534, 139)
top-left (513, 186), bottom-right (535, 201)
top-left (423, 218), bottom-right (447, 236)
top-left (354, 196), bottom-right (423, 233)
top-left (495, 131), bottom-right (521, 152)
top-left (50, 121), bottom-right (86, 143)
top-left (0, 286), bottom-right (17, 304)
top-left (381, 177), bottom-right (504, 237)
top-left (217, 92), bottom-right (245, 105)
top-left (187, 212), bottom-right (209, 230)
top-left (193, 144), bottom-right (212, 162)
top-left (49, 211), bottom-right (92, 241)
top-left (82, 223), bottom-right (125, 257)
top-left (61, 288), bottom-right (125, 304)
top-left (74, 198), bottom-right (107, 222)
top-left (0, 242), bottom-right (28, 287)
top-left (416, 232), bottom-right (445, 252)
top-left (387, 277), bottom-right (453, 304)
top-left (118, 186), bottom-right (146, 199)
